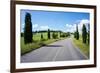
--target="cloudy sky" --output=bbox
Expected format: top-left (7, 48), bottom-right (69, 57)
top-left (21, 10), bottom-right (90, 33)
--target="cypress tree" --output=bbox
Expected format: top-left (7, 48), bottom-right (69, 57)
top-left (82, 24), bottom-right (87, 43)
top-left (24, 13), bottom-right (33, 44)
top-left (87, 24), bottom-right (90, 44)
top-left (48, 29), bottom-right (50, 39)
top-left (76, 25), bottom-right (79, 40)
top-left (41, 33), bottom-right (43, 40)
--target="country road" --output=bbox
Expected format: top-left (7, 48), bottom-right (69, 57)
top-left (21, 38), bottom-right (88, 63)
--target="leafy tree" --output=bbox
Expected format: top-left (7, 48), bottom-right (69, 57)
top-left (82, 24), bottom-right (87, 43)
top-left (52, 32), bottom-right (58, 39)
top-left (24, 13), bottom-right (33, 44)
top-left (48, 29), bottom-right (50, 39)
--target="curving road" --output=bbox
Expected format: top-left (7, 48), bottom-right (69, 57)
top-left (21, 38), bottom-right (88, 63)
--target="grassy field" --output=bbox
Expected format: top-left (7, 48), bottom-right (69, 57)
top-left (21, 32), bottom-right (66, 55)
top-left (73, 35), bottom-right (89, 58)
top-left (33, 32), bottom-right (56, 41)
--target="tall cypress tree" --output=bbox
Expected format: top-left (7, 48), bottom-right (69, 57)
top-left (48, 29), bottom-right (50, 39)
top-left (24, 13), bottom-right (33, 44)
top-left (82, 24), bottom-right (87, 43)
top-left (41, 33), bottom-right (43, 40)
top-left (76, 25), bottom-right (79, 40)
top-left (87, 24), bottom-right (90, 44)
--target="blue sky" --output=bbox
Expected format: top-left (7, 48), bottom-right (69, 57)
top-left (21, 10), bottom-right (90, 33)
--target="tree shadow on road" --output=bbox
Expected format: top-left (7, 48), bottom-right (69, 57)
top-left (45, 45), bottom-right (62, 47)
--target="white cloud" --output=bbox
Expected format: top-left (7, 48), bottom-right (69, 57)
top-left (65, 19), bottom-right (90, 34)
top-left (78, 19), bottom-right (90, 33)
top-left (32, 24), bottom-right (50, 31)
top-left (66, 24), bottom-right (72, 28)
top-left (32, 24), bottom-right (38, 29)
top-left (65, 24), bottom-right (76, 32)
top-left (40, 25), bottom-right (49, 30)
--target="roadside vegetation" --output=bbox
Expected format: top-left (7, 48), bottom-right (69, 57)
top-left (21, 31), bottom-right (70, 55)
top-left (73, 35), bottom-right (89, 58)
top-left (73, 23), bottom-right (90, 58)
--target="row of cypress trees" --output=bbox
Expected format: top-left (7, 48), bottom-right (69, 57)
top-left (24, 12), bottom-right (89, 44)
top-left (74, 24), bottom-right (89, 44)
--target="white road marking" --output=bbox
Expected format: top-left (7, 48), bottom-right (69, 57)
top-left (52, 48), bottom-right (61, 61)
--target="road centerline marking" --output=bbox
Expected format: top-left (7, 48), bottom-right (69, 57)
top-left (52, 47), bottom-right (62, 61)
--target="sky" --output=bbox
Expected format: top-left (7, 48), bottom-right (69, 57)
top-left (20, 10), bottom-right (90, 33)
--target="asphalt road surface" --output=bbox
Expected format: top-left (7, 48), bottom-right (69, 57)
top-left (21, 38), bottom-right (88, 63)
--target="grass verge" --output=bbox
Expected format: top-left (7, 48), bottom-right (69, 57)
top-left (73, 37), bottom-right (89, 58)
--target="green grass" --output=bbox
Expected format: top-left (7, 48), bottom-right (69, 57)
top-left (73, 36), bottom-right (89, 58)
top-left (33, 32), bottom-right (48, 41)
top-left (21, 37), bottom-right (42, 55)
top-left (21, 32), bottom-right (67, 55)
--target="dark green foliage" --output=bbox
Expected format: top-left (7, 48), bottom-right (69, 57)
top-left (60, 33), bottom-right (67, 37)
top-left (66, 32), bottom-right (70, 37)
top-left (52, 32), bottom-right (58, 39)
top-left (87, 24), bottom-right (90, 44)
top-left (74, 32), bottom-right (76, 38)
top-left (60, 33), bottom-right (65, 37)
top-left (76, 25), bottom-right (79, 40)
top-left (41, 33), bottom-right (43, 40)
top-left (59, 31), bottom-right (62, 37)
top-left (21, 33), bottom-right (24, 37)
top-left (74, 25), bottom-right (79, 40)
top-left (87, 32), bottom-right (89, 44)
top-left (82, 24), bottom-right (87, 43)
top-left (48, 29), bottom-right (50, 39)
top-left (24, 13), bottom-right (33, 44)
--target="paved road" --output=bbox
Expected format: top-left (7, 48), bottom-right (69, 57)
top-left (21, 38), bottom-right (87, 63)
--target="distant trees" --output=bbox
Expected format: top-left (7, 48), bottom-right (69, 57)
top-left (60, 33), bottom-right (66, 37)
top-left (24, 13), bottom-right (33, 44)
top-left (52, 32), bottom-right (58, 39)
top-left (48, 29), bottom-right (51, 39)
top-left (60, 32), bottom-right (70, 38)
top-left (66, 32), bottom-right (70, 37)
top-left (82, 24), bottom-right (87, 43)
top-left (74, 25), bottom-right (79, 40)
